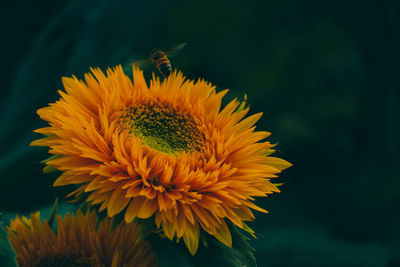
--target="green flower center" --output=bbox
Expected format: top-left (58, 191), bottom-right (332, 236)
top-left (121, 102), bottom-right (203, 155)
top-left (33, 254), bottom-right (97, 267)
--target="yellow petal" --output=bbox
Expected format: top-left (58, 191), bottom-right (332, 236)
top-left (183, 223), bottom-right (200, 255)
top-left (265, 157), bottom-right (292, 170)
top-left (213, 220), bottom-right (232, 247)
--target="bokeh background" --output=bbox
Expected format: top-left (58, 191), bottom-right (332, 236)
top-left (1, 0), bottom-right (399, 266)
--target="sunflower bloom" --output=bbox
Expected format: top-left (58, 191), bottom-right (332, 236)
top-left (7, 211), bottom-right (157, 267)
top-left (32, 65), bottom-right (291, 255)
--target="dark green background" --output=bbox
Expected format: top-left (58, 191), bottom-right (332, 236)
top-left (1, 0), bottom-right (399, 266)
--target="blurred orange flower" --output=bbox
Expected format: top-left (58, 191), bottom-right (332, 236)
top-left (7, 211), bottom-right (157, 267)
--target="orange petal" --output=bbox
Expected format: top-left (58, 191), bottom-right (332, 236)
top-left (137, 198), bottom-right (158, 219)
top-left (53, 173), bottom-right (70, 186)
top-left (124, 197), bottom-right (145, 223)
top-left (107, 187), bottom-right (130, 217)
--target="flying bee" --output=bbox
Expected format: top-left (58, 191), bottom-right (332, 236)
top-left (130, 43), bottom-right (186, 77)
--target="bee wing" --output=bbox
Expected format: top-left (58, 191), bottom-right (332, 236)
top-left (165, 43), bottom-right (186, 57)
top-left (130, 58), bottom-right (153, 68)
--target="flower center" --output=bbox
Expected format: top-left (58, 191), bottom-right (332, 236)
top-left (120, 102), bottom-right (203, 155)
top-left (33, 254), bottom-right (97, 267)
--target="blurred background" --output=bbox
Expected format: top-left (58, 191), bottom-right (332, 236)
top-left (0, 0), bottom-right (399, 266)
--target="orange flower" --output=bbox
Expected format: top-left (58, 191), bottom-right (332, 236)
top-left (7, 211), bottom-right (157, 267)
top-left (32, 65), bottom-right (291, 255)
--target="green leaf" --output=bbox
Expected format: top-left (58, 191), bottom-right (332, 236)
top-left (149, 222), bottom-right (256, 267)
top-left (40, 154), bottom-right (60, 164)
top-left (242, 221), bottom-right (257, 239)
top-left (0, 220), bottom-right (18, 267)
top-left (66, 191), bottom-right (90, 204)
top-left (235, 93), bottom-right (249, 113)
top-left (42, 165), bottom-right (58, 174)
top-left (148, 234), bottom-right (195, 267)
top-left (194, 222), bottom-right (256, 267)
top-left (47, 198), bottom-right (58, 228)
top-left (111, 212), bottom-right (125, 232)
top-left (200, 229), bottom-right (208, 248)
top-left (135, 217), bottom-right (157, 241)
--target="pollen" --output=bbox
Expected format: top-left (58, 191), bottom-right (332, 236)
top-left (120, 101), bottom-right (204, 155)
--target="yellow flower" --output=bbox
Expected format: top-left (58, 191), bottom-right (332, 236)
top-left (32, 65), bottom-right (291, 255)
top-left (7, 211), bottom-right (157, 267)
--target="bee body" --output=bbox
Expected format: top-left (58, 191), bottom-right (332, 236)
top-left (130, 43), bottom-right (185, 77)
top-left (151, 50), bottom-right (172, 77)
